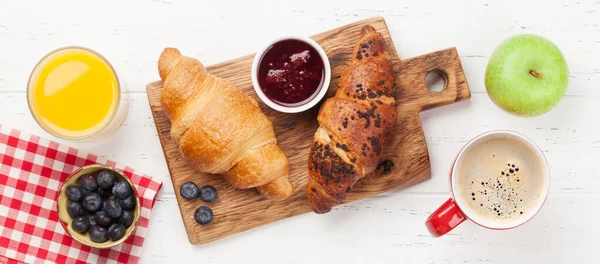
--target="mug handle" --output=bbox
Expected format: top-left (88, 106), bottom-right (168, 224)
top-left (425, 198), bottom-right (467, 237)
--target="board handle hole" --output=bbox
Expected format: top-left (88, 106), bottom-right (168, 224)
top-left (425, 69), bottom-right (448, 93)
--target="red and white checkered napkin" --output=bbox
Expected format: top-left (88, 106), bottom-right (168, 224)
top-left (0, 125), bottom-right (162, 264)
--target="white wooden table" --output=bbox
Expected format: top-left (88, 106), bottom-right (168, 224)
top-left (1, 0), bottom-right (599, 263)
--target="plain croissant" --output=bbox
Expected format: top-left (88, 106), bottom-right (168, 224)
top-left (158, 48), bottom-right (293, 200)
top-left (307, 25), bottom-right (397, 213)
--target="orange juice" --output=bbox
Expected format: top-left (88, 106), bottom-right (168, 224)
top-left (28, 47), bottom-right (126, 140)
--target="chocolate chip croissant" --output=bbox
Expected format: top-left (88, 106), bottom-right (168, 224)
top-left (158, 48), bottom-right (293, 200)
top-left (307, 25), bottom-right (397, 213)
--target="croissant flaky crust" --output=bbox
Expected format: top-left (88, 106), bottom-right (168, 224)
top-left (307, 25), bottom-right (397, 213)
top-left (158, 48), bottom-right (293, 200)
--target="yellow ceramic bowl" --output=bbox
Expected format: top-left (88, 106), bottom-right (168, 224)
top-left (56, 164), bottom-right (141, 249)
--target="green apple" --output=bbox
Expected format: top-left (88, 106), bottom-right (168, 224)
top-left (485, 34), bottom-right (569, 116)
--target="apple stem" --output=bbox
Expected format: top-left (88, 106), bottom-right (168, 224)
top-left (529, 70), bottom-right (543, 79)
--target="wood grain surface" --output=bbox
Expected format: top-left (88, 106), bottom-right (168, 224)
top-left (146, 17), bottom-right (470, 245)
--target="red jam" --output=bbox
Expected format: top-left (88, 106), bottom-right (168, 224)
top-left (257, 39), bottom-right (325, 106)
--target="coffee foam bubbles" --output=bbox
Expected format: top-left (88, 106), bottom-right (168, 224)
top-left (456, 137), bottom-right (545, 225)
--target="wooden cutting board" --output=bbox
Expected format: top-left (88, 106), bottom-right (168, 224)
top-left (146, 17), bottom-right (470, 245)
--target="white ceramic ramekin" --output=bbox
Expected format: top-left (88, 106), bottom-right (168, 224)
top-left (251, 36), bottom-right (331, 113)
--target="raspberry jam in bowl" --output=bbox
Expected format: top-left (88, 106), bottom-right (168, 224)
top-left (252, 37), bottom-right (331, 113)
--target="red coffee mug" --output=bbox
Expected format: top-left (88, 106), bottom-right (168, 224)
top-left (425, 131), bottom-right (550, 237)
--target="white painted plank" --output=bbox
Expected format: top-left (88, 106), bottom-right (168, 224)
top-left (0, 0), bottom-right (598, 94)
top-left (143, 194), bottom-right (599, 263)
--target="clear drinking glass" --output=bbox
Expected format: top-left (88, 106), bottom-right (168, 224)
top-left (27, 46), bottom-right (128, 141)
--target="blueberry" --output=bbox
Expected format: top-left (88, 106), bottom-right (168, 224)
top-left (118, 195), bottom-right (136, 210)
top-left (81, 193), bottom-right (102, 213)
top-left (103, 199), bottom-right (122, 218)
top-left (80, 188), bottom-right (92, 196)
top-left (67, 201), bottom-right (83, 218)
top-left (194, 206), bottom-right (213, 226)
top-left (119, 210), bottom-right (135, 228)
top-left (112, 181), bottom-right (132, 199)
top-left (180, 182), bottom-right (199, 200)
top-left (107, 223), bottom-right (126, 241)
top-left (65, 185), bottom-right (84, 202)
top-left (71, 215), bottom-right (89, 233)
top-left (94, 211), bottom-right (113, 227)
top-left (96, 187), bottom-right (111, 199)
top-left (78, 174), bottom-right (98, 192)
top-left (96, 170), bottom-right (116, 189)
top-left (199, 185), bottom-right (217, 202)
top-left (89, 225), bottom-right (108, 243)
top-left (87, 214), bottom-right (97, 226)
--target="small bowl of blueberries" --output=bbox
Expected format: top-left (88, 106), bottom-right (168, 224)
top-left (56, 164), bottom-right (140, 248)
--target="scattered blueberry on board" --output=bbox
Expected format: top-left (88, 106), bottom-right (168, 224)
top-left (179, 183), bottom-right (218, 225)
top-left (194, 206), bottom-right (213, 226)
top-left (64, 168), bottom-right (138, 243)
top-left (200, 185), bottom-right (217, 202)
top-left (180, 182), bottom-right (199, 200)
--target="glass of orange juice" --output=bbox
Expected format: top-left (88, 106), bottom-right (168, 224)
top-left (27, 47), bottom-right (128, 140)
